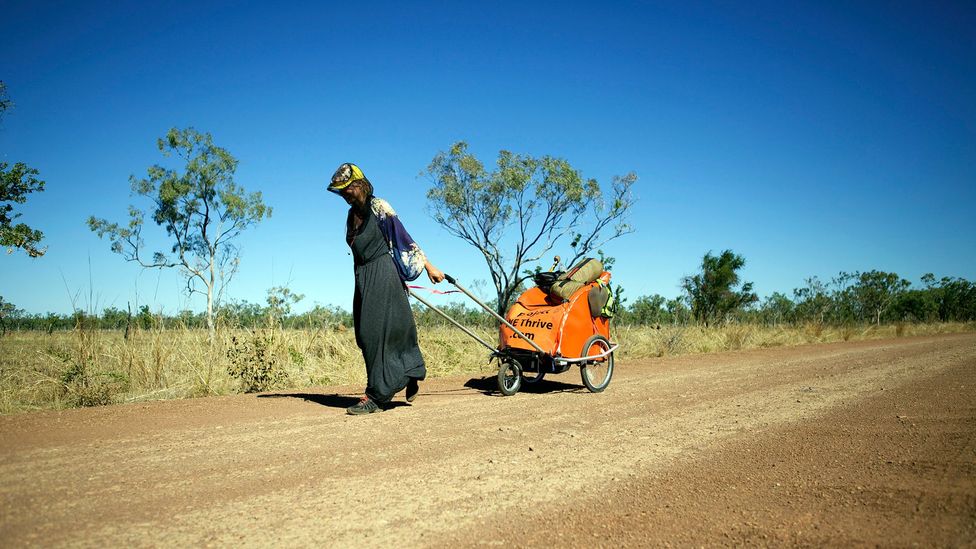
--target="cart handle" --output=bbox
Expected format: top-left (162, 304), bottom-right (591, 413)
top-left (408, 289), bottom-right (496, 353)
top-left (442, 273), bottom-right (549, 356)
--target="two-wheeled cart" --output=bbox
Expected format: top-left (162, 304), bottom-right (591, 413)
top-left (408, 263), bottom-right (617, 396)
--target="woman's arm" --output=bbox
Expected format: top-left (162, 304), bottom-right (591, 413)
top-left (425, 260), bottom-right (445, 284)
top-left (372, 198), bottom-right (444, 284)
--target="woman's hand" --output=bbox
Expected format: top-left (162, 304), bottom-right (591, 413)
top-left (425, 261), bottom-right (445, 284)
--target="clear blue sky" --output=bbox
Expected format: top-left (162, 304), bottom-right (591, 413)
top-left (2, 0), bottom-right (974, 315)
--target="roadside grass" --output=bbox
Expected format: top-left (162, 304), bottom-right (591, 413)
top-left (613, 321), bottom-right (975, 358)
top-left (0, 321), bottom-right (972, 415)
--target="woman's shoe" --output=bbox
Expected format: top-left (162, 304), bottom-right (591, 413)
top-left (347, 396), bottom-right (380, 415)
top-left (406, 378), bottom-right (419, 402)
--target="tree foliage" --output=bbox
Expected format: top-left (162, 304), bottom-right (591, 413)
top-left (922, 274), bottom-right (976, 322)
top-left (0, 81), bottom-right (46, 257)
top-left (424, 141), bottom-right (635, 314)
top-left (88, 127), bottom-right (271, 342)
top-left (3, 268), bottom-right (975, 333)
top-left (0, 82), bottom-right (11, 116)
top-left (266, 286), bottom-right (304, 327)
top-left (792, 276), bottom-right (832, 324)
top-left (758, 292), bottom-right (795, 326)
top-left (628, 294), bottom-right (669, 325)
top-left (612, 270), bottom-right (976, 327)
top-left (681, 250), bottom-right (758, 325)
top-left (0, 295), bottom-right (22, 335)
top-left (844, 270), bottom-right (910, 325)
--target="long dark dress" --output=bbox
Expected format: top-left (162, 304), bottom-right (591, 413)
top-left (348, 207), bottom-right (426, 404)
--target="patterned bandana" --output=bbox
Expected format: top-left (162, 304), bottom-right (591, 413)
top-left (329, 163), bottom-right (366, 192)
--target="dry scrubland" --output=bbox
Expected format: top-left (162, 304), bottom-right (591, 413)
top-left (0, 321), bottom-right (973, 415)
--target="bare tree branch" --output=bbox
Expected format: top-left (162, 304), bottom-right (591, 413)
top-left (425, 142), bottom-right (636, 314)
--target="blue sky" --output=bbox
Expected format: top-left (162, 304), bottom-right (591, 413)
top-left (1, 0), bottom-right (974, 315)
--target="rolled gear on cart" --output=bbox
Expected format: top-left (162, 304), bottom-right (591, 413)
top-left (550, 258), bottom-right (604, 300)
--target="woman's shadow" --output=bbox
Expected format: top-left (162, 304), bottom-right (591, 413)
top-left (257, 393), bottom-right (410, 410)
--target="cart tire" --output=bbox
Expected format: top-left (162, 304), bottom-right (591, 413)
top-left (497, 359), bottom-right (522, 396)
top-left (580, 335), bottom-right (614, 393)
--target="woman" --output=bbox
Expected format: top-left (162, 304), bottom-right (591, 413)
top-left (328, 163), bottom-right (445, 415)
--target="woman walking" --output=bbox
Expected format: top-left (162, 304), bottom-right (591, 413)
top-left (328, 163), bottom-right (444, 415)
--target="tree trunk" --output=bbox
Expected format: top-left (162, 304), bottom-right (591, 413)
top-left (207, 262), bottom-right (216, 346)
top-left (206, 294), bottom-right (215, 345)
top-left (497, 284), bottom-right (519, 317)
top-left (496, 289), bottom-right (507, 317)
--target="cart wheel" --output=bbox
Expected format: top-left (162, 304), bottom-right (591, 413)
top-left (497, 359), bottom-right (522, 396)
top-left (580, 335), bottom-right (614, 393)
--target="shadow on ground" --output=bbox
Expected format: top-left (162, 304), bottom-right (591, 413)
top-left (463, 375), bottom-right (584, 396)
top-left (257, 393), bottom-right (409, 410)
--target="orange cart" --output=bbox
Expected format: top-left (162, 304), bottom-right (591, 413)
top-left (409, 264), bottom-right (618, 396)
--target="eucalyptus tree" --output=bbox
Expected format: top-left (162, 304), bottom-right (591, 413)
top-left (758, 292), bottom-right (795, 326)
top-left (0, 296), bottom-right (22, 335)
top-left (923, 274), bottom-right (976, 322)
top-left (89, 127), bottom-right (271, 343)
top-left (849, 270), bottom-right (910, 325)
top-left (793, 276), bottom-right (833, 324)
top-left (0, 82), bottom-right (46, 257)
top-left (425, 141), bottom-right (635, 315)
top-left (627, 294), bottom-right (669, 325)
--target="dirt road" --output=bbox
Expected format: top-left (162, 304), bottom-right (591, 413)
top-left (1, 334), bottom-right (974, 547)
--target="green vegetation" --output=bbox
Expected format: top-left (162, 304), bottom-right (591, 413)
top-left (88, 127), bottom-right (271, 344)
top-left (2, 264), bottom-right (974, 333)
top-left (424, 141), bottom-right (636, 315)
top-left (0, 82), bottom-right (46, 258)
top-left (226, 330), bottom-right (288, 393)
top-left (614, 250), bottom-right (976, 327)
top-left (680, 250), bottom-right (758, 325)
top-left (617, 270), bottom-right (976, 327)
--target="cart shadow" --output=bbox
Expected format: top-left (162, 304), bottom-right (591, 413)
top-left (257, 393), bottom-right (410, 410)
top-left (463, 376), bottom-right (584, 396)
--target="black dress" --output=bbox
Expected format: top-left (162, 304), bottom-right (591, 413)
top-left (347, 208), bottom-right (426, 404)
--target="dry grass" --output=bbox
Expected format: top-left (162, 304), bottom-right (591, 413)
top-left (612, 321), bottom-right (975, 359)
top-left (0, 321), bottom-right (972, 415)
top-left (0, 324), bottom-right (498, 415)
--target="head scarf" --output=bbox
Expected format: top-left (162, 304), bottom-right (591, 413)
top-left (329, 163), bottom-right (369, 192)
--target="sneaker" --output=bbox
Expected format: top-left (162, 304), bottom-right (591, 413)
top-left (406, 378), bottom-right (420, 403)
top-left (347, 396), bottom-right (381, 415)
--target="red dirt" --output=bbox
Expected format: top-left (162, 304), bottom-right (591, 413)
top-left (1, 333), bottom-right (974, 547)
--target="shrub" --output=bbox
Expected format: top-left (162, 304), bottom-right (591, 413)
top-left (55, 350), bottom-right (128, 407)
top-left (226, 332), bottom-right (287, 393)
